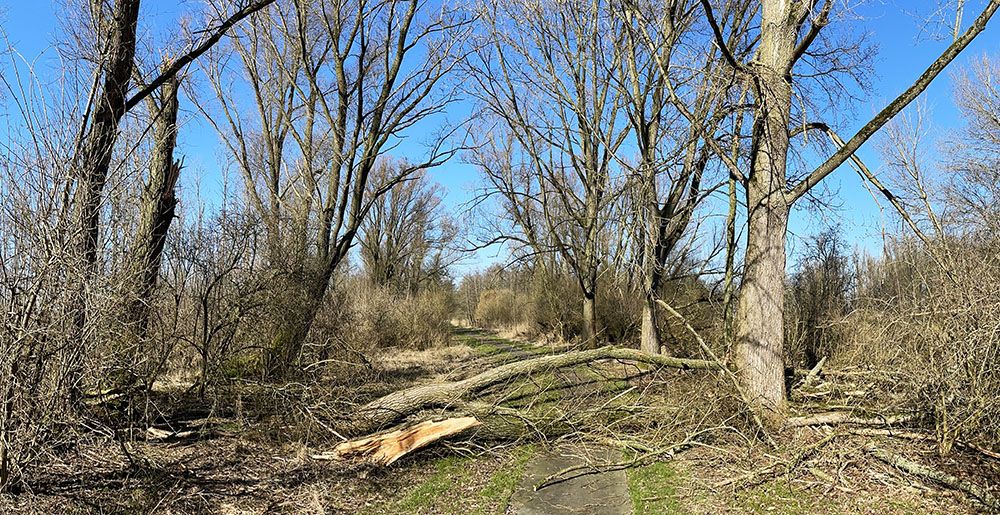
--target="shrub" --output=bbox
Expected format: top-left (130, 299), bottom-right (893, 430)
top-left (842, 237), bottom-right (1000, 454)
top-left (474, 288), bottom-right (530, 329)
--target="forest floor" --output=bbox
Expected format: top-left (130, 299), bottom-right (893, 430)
top-left (2, 327), bottom-right (996, 514)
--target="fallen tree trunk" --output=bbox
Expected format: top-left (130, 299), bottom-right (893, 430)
top-left (344, 347), bottom-right (720, 436)
top-left (868, 445), bottom-right (1000, 511)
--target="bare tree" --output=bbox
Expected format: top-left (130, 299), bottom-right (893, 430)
top-left (197, 0), bottom-right (468, 374)
top-left (697, 0), bottom-right (998, 423)
top-left (360, 160), bottom-right (459, 293)
top-left (616, 0), bottom-right (753, 353)
top-left (466, 0), bottom-right (629, 346)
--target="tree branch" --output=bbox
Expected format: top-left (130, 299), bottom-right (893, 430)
top-left (125, 0), bottom-right (276, 111)
top-left (789, 0), bottom-right (1000, 202)
top-left (699, 0), bottom-right (744, 71)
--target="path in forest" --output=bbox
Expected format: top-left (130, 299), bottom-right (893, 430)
top-left (455, 327), bottom-right (632, 514)
top-left (510, 444), bottom-right (631, 515)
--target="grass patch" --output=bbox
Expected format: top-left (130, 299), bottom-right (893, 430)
top-left (733, 480), bottom-right (821, 514)
top-left (628, 460), bottom-right (686, 515)
top-left (385, 455), bottom-right (474, 514)
top-left (476, 444), bottom-right (537, 513)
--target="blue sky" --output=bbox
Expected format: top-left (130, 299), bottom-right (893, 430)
top-left (2, 0), bottom-right (998, 276)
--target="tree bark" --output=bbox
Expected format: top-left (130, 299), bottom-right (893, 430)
top-left (128, 75), bottom-right (182, 342)
top-left (74, 0), bottom-right (142, 269)
top-left (639, 297), bottom-right (660, 354)
top-left (732, 0), bottom-right (798, 425)
top-left (735, 192), bottom-right (790, 424)
top-left (582, 291), bottom-right (598, 348)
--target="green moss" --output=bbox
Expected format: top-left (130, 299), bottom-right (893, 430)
top-left (733, 480), bottom-right (821, 515)
top-left (219, 352), bottom-right (260, 379)
top-left (628, 460), bottom-right (686, 515)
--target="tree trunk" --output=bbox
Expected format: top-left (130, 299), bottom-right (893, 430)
top-left (735, 192), bottom-right (789, 424)
top-left (66, 0), bottom-right (142, 399)
top-left (265, 254), bottom-right (340, 376)
top-left (582, 291), bottom-right (597, 348)
top-left (639, 297), bottom-right (660, 354)
top-left (74, 0), bottom-right (142, 268)
top-left (732, 0), bottom-right (799, 426)
top-left (128, 75), bottom-right (182, 343)
top-left (345, 346), bottom-right (720, 436)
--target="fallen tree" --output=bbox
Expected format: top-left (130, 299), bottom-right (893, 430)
top-left (313, 417), bottom-right (482, 465)
top-left (340, 347), bottom-right (720, 437)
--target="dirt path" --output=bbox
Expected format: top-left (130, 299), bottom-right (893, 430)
top-left (511, 444), bottom-right (631, 515)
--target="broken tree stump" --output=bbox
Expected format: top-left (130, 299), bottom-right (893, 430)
top-left (313, 417), bottom-right (481, 465)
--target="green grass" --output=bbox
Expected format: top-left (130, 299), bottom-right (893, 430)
top-left (732, 480), bottom-right (821, 514)
top-left (628, 460), bottom-right (686, 515)
top-left (476, 444), bottom-right (537, 513)
top-left (373, 445), bottom-right (538, 515)
top-left (390, 455), bottom-right (475, 513)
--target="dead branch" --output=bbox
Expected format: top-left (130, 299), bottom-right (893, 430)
top-left (535, 426), bottom-right (725, 491)
top-left (716, 430), bottom-right (841, 488)
top-left (867, 445), bottom-right (1000, 511)
top-left (785, 412), bottom-right (918, 428)
top-left (851, 428), bottom-right (1000, 461)
top-left (800, 356), bottom-right (827, 389)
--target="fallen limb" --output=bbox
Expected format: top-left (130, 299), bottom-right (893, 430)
top-left (785, 411), bottom-right (917, 428)
top-left (312, 417), bottom-right (481, 465)
top-left (344, 347), bottom-right (720, 436)
top-left (799, 356), bottom-right (827, 389)
top-left (851, 428), bottom-right (1000, 461)
top-left (716, 430), bottom-right (841, 488)
top-left (867, 445), bottom-right (999, 511)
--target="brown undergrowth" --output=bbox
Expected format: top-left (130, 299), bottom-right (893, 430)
top-left (1, 328), bottom-right (996, 513)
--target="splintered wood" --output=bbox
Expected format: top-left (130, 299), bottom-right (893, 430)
top-left (313, 417), bottom-right (481, 465)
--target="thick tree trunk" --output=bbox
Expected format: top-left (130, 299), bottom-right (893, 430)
top-left (735, 196), bottom-right (789, 424)
top-left (639, 298), bottom-right (660, 354)
top-left (733, 0), bottom-right (798, 426)
top-left (265, 251), bottom-right (342, 376)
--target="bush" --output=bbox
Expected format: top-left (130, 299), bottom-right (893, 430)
top-left (474, 288), bottom-right (530, 329)
top-left (842, 237), bottom-right (1000, 454)
top-left (310, 279), bottom-right (456, 357)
